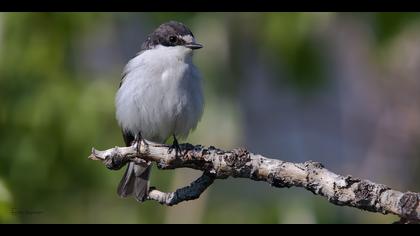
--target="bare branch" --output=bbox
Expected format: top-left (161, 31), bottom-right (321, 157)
top-left (148, 173), bottom-right (215, 206)
top-left (89, 140), bottom-right (420, 222)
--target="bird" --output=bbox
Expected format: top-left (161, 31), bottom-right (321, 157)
top-left (115, 21), bottom-right (204, 202)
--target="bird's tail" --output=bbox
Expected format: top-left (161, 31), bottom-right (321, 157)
top-left (117, 162), bottom-right (151, 202)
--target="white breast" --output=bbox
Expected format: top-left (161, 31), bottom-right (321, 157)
top-left (115, 45), bottom-right (204, 143)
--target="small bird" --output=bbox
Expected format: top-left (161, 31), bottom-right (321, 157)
top-left (115, 21), bottom-right (204, 202)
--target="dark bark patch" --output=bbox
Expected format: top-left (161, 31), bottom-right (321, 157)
top-left (225, 148), bottom-right (251, 169)
top-left (399, 192), bottom-right (419, 218)
top-left (105, 149), bottom-right (128, 170)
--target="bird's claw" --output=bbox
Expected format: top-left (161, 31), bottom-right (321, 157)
top-left (168, 135), bottom-right (183, 157)
top-left (133, 132), bottom-right (148, 155)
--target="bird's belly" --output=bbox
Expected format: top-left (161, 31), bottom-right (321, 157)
top-left (116, 65), bottom-right (202, 142)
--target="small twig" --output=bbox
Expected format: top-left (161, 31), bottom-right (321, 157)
top-left (148, 172), bottom-right (215, 206)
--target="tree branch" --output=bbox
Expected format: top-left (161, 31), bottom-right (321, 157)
top-left (88, 140), bottom-right (420, 223)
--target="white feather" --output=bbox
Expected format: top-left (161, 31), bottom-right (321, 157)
top-left (115, 45), bottom-right (204, 143)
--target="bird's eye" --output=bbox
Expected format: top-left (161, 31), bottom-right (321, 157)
top-left (169, 36), bottom-right (177, 43)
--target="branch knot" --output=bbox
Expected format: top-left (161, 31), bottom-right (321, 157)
top-left (104, 147), bottom-right (129, 170)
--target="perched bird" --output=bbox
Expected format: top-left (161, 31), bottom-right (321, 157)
top-left (115, 21), bottom-right (204, 202)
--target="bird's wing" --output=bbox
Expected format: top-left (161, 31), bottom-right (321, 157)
top-left (119, 50), bottom-right (146, 88)
top-left (118, 50), bottom-right (147, 145)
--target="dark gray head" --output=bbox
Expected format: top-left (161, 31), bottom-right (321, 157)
top-left (141, 21), bottom-right (203, 50)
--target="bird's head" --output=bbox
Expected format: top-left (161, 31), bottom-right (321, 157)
top-left (141, 21), bottom-right (203, 53)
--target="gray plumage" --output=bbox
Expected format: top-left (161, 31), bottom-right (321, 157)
top-left (115, 21), bottom-right (204, 202)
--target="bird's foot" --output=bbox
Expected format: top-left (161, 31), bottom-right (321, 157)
top-left (133, 132), bottom-right (148, 155)
top-left (168, 135), bottom-right (183, 157)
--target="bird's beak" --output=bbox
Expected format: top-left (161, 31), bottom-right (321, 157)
top-left (185, 42), bottom-right (203, 50)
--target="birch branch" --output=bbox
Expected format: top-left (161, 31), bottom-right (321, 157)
top-left (88, 140), bottom-right (420, 223)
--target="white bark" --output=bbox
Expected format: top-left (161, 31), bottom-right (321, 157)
top-left (89, 140), bottom-right (420, 223)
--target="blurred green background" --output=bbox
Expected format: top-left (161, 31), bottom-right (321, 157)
top-left (1, 12), bottom-right (420, 224)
